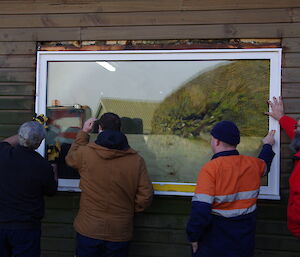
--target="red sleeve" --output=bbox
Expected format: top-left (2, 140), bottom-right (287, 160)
top-left (288, 163), bottom-right (300, 238)
top-left (279, 115), bottom-right (297, 139)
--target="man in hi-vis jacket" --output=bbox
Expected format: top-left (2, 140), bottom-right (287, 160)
top-left (186, 121), bottom-right (275, 257)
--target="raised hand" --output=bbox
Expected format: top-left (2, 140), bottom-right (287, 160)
top-left (262, 130), bottom-right (276, 146)
top-left (83, 118), bottom-right (97, 133)
top-left (265, 96), bottom-right (285, 121)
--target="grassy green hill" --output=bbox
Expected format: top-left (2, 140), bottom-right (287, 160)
top-left (151, 60), bottom-right (269, 138)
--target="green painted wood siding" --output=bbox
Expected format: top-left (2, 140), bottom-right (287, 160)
top-left (0, 0), bottom-right (299, 256)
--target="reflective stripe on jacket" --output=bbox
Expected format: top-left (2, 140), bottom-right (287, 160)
top-left (193, 155), bottom-right (266, 218)
top-left (186, 150), bottom-right (271, 257)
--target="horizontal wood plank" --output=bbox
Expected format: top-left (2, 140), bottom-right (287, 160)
top-left (0, 28), bottom-right (80, 41)
top-left (255, 249), bottom-right (300, 257)
top-left (0, 69), bottom-right (35, 82)
top-left (283, 53), bottom-right (300, 67)
top-left (276, 190), bottom-right (289, 201)
top-left (292, 7), bottom-right (300, 22)
top-left (0, 111), bottom-right (33, 124)
top-left (0, 55), bottom-right (36, 68)
top-left (256, 234), bottom-right (300, 251)
top-left (282, 68), bottom-right (300, 83)
top-left (282, 97), bottom-right (300, 113)
top-left (280, 173), bottom-right (290, 190)
top-left (282, 83), bottom-right (300, 98)
top-left (256, 220), bottom-right (289, 235)
top-left (0, 124), bottom-right (20, 137)
top-left (41, 237), bottom-right (74, 252)
top-left (41, 251), bottom-right (73, 257)
top-left (42, 223), bottom-right (74, 238)
top-left (0, 0), bottom-right (300, 14)
top-left (43, 209), bottom-right (76, 223)
top-left (0, 96), bottom-right (34, 110)
top-left (0, 9), bottom-right (293, 28)
top-left (81, 23), bottom-right (300, 41)
top-left (0, 23), bottom-right (299, 42)
top-left (0, 83), bottom-right (34, 96)
top-left (281, 143), bottom-right (297, 159)
top-left (130, 242), bottom-right (189, 257)
top-left (45, 192), bottom-right (79, 209)
top-left (281, 159), bottom-right (294, 174)
top-left (145, 196), bottom-right (191, 215)
top-left (135, 213), bottom-right (188, 229)
top-left (257, 202), bottom-right (287, 220)
top-left (133, 228), bottom-right (187, 244)
top-left (282, 38), bottom-right (300, 52)
top-left (0, 42), bottom-right (36, 54)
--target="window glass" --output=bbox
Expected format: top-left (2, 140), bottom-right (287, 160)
top-left (46, 60), bottom-right (269, 184)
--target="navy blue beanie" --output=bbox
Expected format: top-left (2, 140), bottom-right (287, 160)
top-left (210, 120), bottom-right (240, 146)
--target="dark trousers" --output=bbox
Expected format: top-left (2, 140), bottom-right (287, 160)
top-left (0, 228), bottom-right (41, 257)
top-left (76, 233), bottom-right (130, 257)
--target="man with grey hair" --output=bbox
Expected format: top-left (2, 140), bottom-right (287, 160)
top-left (19, 121), bottom-right (46, 149)
top-left (0, 120), bottom-right (57, 257)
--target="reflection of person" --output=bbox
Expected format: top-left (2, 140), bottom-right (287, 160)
top-left (65, 112), bottom-right (153, 257)
top-left (266, 96), bottom-right (300, 238)
top-left (0, 121), bottom-right (58, 257)
top-left (186, 121), bottom-right (275, 257)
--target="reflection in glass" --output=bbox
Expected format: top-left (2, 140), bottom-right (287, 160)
top-left (46, 60), bottom-right (269, 185)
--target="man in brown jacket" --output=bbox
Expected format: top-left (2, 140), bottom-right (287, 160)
top-left (66, 112), bottom-right (153, 257)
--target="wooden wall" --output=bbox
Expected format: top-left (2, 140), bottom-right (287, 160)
top-left (1, 0), bottom-right (300, 256)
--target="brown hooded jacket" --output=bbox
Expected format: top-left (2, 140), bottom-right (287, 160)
top-left (66, 131), bottom-right (153, 241)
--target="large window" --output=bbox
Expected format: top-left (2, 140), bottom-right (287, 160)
top-left (36, 49), bottom-right (281, 199)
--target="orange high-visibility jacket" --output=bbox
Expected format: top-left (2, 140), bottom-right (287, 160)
top-left (194, 155), bottom-right (266, 217)
top-left (187, 148), bottom-right (274, 257)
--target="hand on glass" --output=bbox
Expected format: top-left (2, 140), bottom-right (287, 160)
top-left (265, 96), bottom-right (285, 121)
top-left (83, 118), bottom-right (97, 133)
top-left (262, 130), bottom-right (276, 146)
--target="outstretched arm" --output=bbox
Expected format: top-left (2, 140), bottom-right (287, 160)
top-left (65, 118), bottom-right (96, 169)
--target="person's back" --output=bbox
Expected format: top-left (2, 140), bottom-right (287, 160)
top-left (0, 143), bottom-right (56, 227)
top-left (66, 113), bottom-right (153, 257)
top-left (209, 155), bottom-right (264, 211)
top-left (194, 154), bottom-right (265, 257)
top-left (74, 138), bottom-right (150, 241)
top-left (186, 120), bottom-right (275, 257)
top-left (0, 120), bottom-right (57, 257)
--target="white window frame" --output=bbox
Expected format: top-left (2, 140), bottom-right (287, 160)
top-left (36, 49), bottom-right (282, 199)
